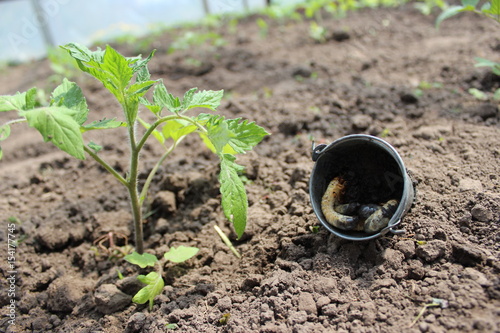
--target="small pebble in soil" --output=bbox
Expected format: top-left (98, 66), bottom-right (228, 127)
top-left (351, 114), bottom-right (372, 130)
top-left (470, 204), bottom-right (492, 222)
top-left (415, 240), bottom-right (447, 262)
top-left (451, 242), bottom-right (485, 266)
top-left (94, 284), bottom-right (132, 315)
top-left (126, 312), bottom-right (147, 333)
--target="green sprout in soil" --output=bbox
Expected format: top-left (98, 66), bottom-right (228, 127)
top-left (124, 246), bottom-right (199, 310)
top-left (410, 298), bottom-right (449, 328)
top-left (436, 0), bottom-right (500, 27)
top-left (436, 0), bottom-right (500, 100)
top-left (0, 43), bottom-right (269, 254)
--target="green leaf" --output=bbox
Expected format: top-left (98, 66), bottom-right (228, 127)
top-left (124, 251), bottom-right (158, 268)
top-left (436, 5), bottom-right (465, 27)
top-left (225, 118), bottom-right (270, 154)
top-left (81, 118), bottom-right (126, 131)
top-left (22, 106), bottom-right (86, 160)
top-left (0, 88), bottom-right (41, 112)
top-left (165, 323), bottom-right (179, 330)
top-left (161, 120), bottom-right (197, 142)
top-left (140, 97), bottom-right (162, 115)
top-left (0, 146), bottom-right (3, 160)
top-left (204, 115), bottom-right (234, 153)
top-left (153, 82), bottom-right (181, 113)
top-left (136, 65), bottom-right (152, 83)
top-left (164, 246), bottom-right (199, 263)
top-left (130, 49), bottom-right (156, 74)
top-left (219, 154), bottom-right (248, 238)
top-left (0, 92), bottom-right (27, 112)
top-left (462, 0), bottom-right (479, 7)
top-left (0, 124), bottom-right (10, 141)
top-left (468, 88), bottom-right (488, 100)
top-left (493, 88), bottom-right (500, 100)
top-left (88, 141), bottom-right (103, 153)
top-left (474, 57), bottom-right (500, 76)
top-left (483, 0), bottom-right (500, 17)
top-left (126, 80), bottom-right (156, 98)
top-left (202, 115), bottom-right (269, 155)
top-left (134, 271), bottom-right (165, 310)
top-left (61, 42), bottom-right (104, 64)
top-left (25, 87), bottom-right (40, 110)
top-left (50, 79), bottom-right (88, 125)
top-left (182, 89), bottom-right (224, 112)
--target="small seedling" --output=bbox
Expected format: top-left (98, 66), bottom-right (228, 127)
top-left (309, 225), bottom-right (320, 233)
top-left (410, 298), bottom-right (449, 327)
top-left (165, 323), bottom-right (179, 330)
top-left (309, 21), bottom-right (328, 43)
top-left (124, 246), bottom-right (199, 310)
top-left (436, 1), bottom-right (500, 100)
top-left (436, 0), bottom-right (500, 27)
top-left (219, 313), bottom-right (231, 325)
top-left (0, 43), bottom-right (269, 254)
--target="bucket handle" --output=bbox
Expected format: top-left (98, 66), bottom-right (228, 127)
top-left (311, 142), bottom-right (327, 162)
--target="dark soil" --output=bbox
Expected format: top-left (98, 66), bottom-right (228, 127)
top-left (1, 4), bottom-right (499, 333)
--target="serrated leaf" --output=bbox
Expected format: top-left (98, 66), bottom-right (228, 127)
top-left (25, 87), bottom-right (40, 110)
top-left (124, 251), bottom-right (158, 268)
top-left (153, 82), bottom-right (181, 113)
top-left (61, 42), bottom-right (104, 63)
top-left (204, 115), bottom-right (234, 153)
top-left (22, 106), bottom-right (85, 160)
top-left (180, 88), bottom-right (198, 110)
top-left (164, 246), bottom-right (199, 263)
top-left (202, 115), bottom-right (269, 155)
top-left (82, 118), bottom-right (126, 131)
top-left (162, 120), bottom-right (197, 142)
top-left (225, 118), bottom-right (270, 154)
top-left (136, 65), bottom-right (151, 83)
top-left (219, 154), bottom-right (247, 238)
top-left (0, 124), bottom-right (10, 141)
top-left (0, 91), bottom-right (29, 112)
top-left (140, 97), bottom-right (162, 115)
top-left (131, 49), bottom-right (155, 74)
top-left (133, 271), bottom-right (164, 310)
top-left (182, 89), bottom-right (224, 112)
top-left (127, 80), bottom-right (156, 98)
top-left (50, 79), bottom-right (88, 125)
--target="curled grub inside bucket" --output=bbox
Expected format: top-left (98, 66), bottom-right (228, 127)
top-left (310, 135), bottom-right (413, 240)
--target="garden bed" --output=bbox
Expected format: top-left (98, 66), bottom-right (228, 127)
top-left (0, 4), bottom-right (499, 332)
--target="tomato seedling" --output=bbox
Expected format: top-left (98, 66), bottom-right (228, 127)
top-left (124, 246), bottom-right (199, 310)
top-left (0, 43), bottom-right (269, 254)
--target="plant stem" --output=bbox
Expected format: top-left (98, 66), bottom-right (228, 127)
top-left (139, 142), bottom-right (177, 206)
top-left (83, 146), bottom-right (127, 186)
top-left (214, 225), bottom-right (241, 258)
top-left (4, 118), bottom-right (27, 126)
top-left (127, 124), bottom-right (144, 254)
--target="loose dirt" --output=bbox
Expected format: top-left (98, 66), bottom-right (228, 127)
top-left (0, 4), bottom-right (499, 333)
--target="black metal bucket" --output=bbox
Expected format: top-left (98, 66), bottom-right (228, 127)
top-left (309, 134), bottom-right (415, 241)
